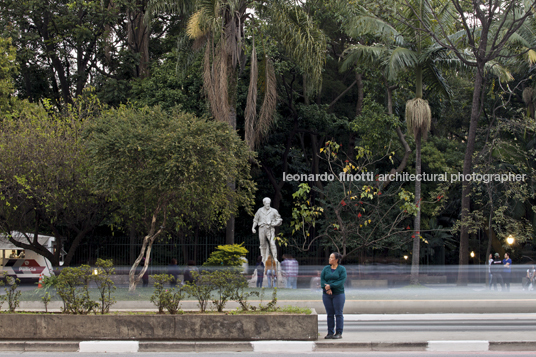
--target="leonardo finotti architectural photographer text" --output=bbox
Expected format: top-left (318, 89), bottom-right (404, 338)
top-left (283, 172), bottom-right (527, 184)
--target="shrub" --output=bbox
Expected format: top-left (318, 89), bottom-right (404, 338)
top-left (93, 259), bottom-right (117, 314)
top-left (56, 265), bottom-right (98, 314)
top-left (203, 243), bottom-right (248, 267)
top-left (233, 276), bottom-right (259, 312)
top-left (0, 273), bottom-right (21, 312)
top-left (35, 275), bottom-right (59, 313)
top-left (209, 270), bottom-right (246, 312)
top-left (183, 271), bottom-right (214, 312)
top-left (259, 287), bottom-right (278, 312)
top-left (150, 274), bottom-right (185, 314)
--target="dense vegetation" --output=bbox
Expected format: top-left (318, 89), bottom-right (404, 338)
top-left (0, 0), bottom-right (535, 286)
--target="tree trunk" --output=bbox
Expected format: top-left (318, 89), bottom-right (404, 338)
top-left (129, 224), bottom-right (137, 265)
top-left (225, 104), bottom-right (237, 245)
top-left (457, 67), bottom-right (484, 286)
top-left (128, 210), bottom-right (165, 292)
top-left (127, 1), bottom-right (150, 79)
top-left (410, 131), bottom-right (422, 285)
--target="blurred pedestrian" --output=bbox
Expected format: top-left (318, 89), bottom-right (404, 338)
top-left (183, 260), bottom-right (199, 285)
top-left (321, 252), bottom-right (347, 339)
top-left (490, 253), bottom-right (504, 291)
top-left (522, 265), bottom-right (535, 291)
top-left (266, 256), bottom-right (276, 288)
top-left (167, 258), bottom-right (179, 286)
top-left (282, 254), bottom-right (299, 289)
top-left (488, 253), bottom-right (493, 290)
top-left (255, 256), bottom-right (265, 288)
top-left (503, 252), bottom-right (512, 292)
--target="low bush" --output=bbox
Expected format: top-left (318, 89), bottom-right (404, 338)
top-left (0, 273), bottom-right (21, 312)
top-left (150, 274), bottom-right (185, 314)
top-left (56, 265), bottom-right (98, 314)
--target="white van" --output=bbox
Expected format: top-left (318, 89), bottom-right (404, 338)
top-left (0, 232), bottom-right (55, 283)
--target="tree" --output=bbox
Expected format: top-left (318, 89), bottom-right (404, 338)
top-left (403, 0), bottom-right (536, 284)
top-left (0, 93), bottom-right (115, 267)
top-left (148, 0), bottom-right (327, 244)
top-left (0, 0), bottom-right (118, 104)
top-left (84, 106), bottom-right (256, 291)
top-left (289, 137), bottom-right (419, 260)
top-left (0, 36), bottom-right (17, 112)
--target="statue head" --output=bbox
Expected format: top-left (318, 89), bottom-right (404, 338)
top-left (263, 197), bottom-right (271, 209)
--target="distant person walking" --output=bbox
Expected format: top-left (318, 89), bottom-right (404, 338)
top-left (255, 256), bottom-right (265, 288)
top-left (321, 252), bottom-right (347, 339)
top-left (503, 252), bottom-right (512, 292)
top-left (265, 256), bottom-right (276, 288)
top-left (167, 258), bottom-right (180, 286)
top-left (282, 254), bottom-right (299, 289)
top-left (522, 265), bottom-right (535, 291)
top-left (488, 253), bottom-right (493, 290)
top-left (183, 260), bottom-right (199, 285)
top-left (490, 253), bottom-right (504, 291)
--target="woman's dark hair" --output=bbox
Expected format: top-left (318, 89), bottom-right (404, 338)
top-left (332, 252), bottom-right (343, 264)
top-left (257, 255), bottom-right (263, 263)
top-left (170, 258), bottom-right (177, 265)
top-left (187, 260), bottom-right (196, 266)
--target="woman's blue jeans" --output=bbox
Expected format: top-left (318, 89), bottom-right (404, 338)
top-left (322, 293), bottom-right (345, 335)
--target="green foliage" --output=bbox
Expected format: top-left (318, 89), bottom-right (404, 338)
top-left (182, 271), bottom-right (213, 313)
top-left (291, 183), bottom-right (324, 235)
top-left (351, 96), bottom-right (399, 152)
top-left (35, 275), bottom-right (59, 313)
top-left (85, 105), bottom-right (256, 233)
top-left (277, 305), bottom-right (312, 314)
top-left (150, 274), bottom-right (185, 314)
top-left (93, 259), bottom-right (117, 314)
top-left (0, 36), bottom-right (17, 111)
top-left (41, 292), bottom-right (52, 313)
top-left (0, 93), bottom-right (112, 267)
top-left (203, 243), bottom-right (249, 267)
top-left (1, 273), bottom-right (21, 312)
top-left (56, 265), bottom-right (98, 315)
top-left (208, 270), bottom-right (247, 312)
top-left (234, 284), bottom-right (260, 312)
top-left (259, 287), bottom-right (278, 312)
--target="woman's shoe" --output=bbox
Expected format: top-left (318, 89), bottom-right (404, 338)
top-left (324, 334), bottom-right (334, 339)
top-left (332, 333), bottom-right (342, 339)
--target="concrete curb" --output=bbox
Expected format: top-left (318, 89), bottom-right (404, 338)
top-left (0, 340), bottom-right (534, 352)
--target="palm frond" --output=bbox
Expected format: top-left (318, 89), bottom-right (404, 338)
top-left (485, 61), bottom-right (514, 82)
top-left (145, 0), bottom-right (195, 23)
top-left (387, 47), bottom-right (418, 81)
top-left (244, 44), bottom-right (258, 150)
top-left (256, 56), bottom-right (277, 148)
top-left (267, 1), bottom-right (327, 95)
top-left (340, 44), bottom-right (388, 73)
top-left (421, 63), bottom-right (452, 99)
top-left (187, 10), bottom-right (207, 40)
top-left (344, 15), bottom-right (401, 45)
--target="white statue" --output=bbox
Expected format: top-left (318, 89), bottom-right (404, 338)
top-left (252, 197), bottom-right (282, 265)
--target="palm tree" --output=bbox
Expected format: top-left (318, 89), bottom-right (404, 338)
top-left (340, 0), bottom-right (516, 284)
top-left (340, 1), bottom-right (450, 284)
top-left (148, 0), bottom-right (327, 243)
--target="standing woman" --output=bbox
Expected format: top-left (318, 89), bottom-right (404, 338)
top-left (321, 252), bottom-right (347, 339)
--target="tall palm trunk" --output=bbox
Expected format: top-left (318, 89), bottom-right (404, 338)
top-left (410, 130), bottom-right (422, 285)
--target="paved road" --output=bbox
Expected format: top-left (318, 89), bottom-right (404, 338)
top-left (316, 314), bottom-right (536, 343)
